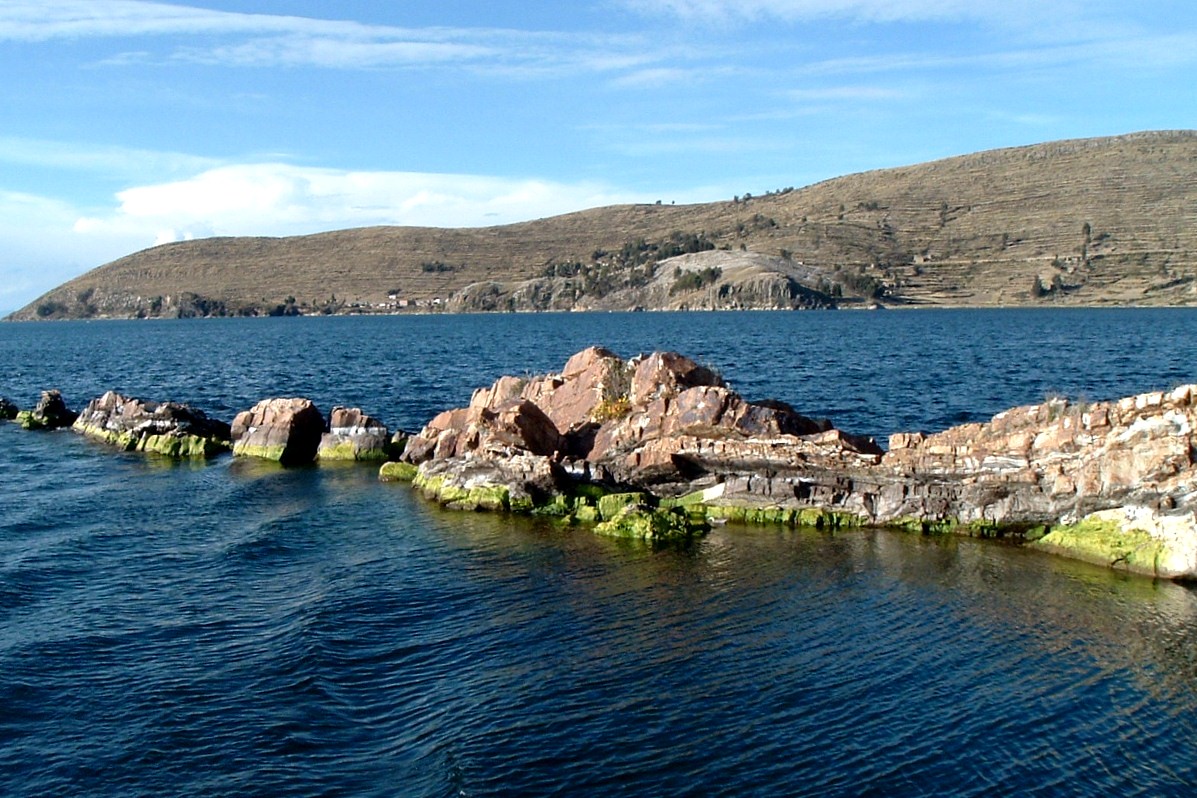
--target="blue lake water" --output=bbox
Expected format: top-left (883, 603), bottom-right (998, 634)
top-left (2, 309), bottom-right (1197, 796)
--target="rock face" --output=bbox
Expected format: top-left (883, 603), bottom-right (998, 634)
top-left (399, 346), bottom-right (880, 540)
top-left (398, 347), bottom-right (1197, 578)
top-left (16, 390), bottom-right (78, 430)
top-left (317, 406), bottom-right (394, 461)
top-left (231, 398), bottom-right (325, 465)
top-left (72, 391), bottom-right (231, 457)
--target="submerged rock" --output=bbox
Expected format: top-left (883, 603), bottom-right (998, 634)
top-left (317, 406), bottom-right (393, 462)
top-left (231, 398), bottom-right (325, 465)
top-left (72, 391), bottom-right (231, 457)
top-left (16, 390), bottom-right (78, 430)
top-left (395, 346), bottom-right (1197, 580)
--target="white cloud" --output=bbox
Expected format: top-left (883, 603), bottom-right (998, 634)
top-left (73, 163), bottom-right (663, 240)
top-left (620, 0), bottom-right (1037, 24)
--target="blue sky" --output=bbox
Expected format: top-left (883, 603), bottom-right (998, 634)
top-left (1, 0), bottom-right (1194, 312)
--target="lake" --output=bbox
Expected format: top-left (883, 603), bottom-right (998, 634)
top-left (2, 309), bottom-right (1197, 796)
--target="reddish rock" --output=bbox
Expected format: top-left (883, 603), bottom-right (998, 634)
top-left (629, 351), bottom-right (723, 406)
top-left (231, 398), bottom-right (325, 465)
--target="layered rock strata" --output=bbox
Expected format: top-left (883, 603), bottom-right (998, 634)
top-left (16, 390), bottom-right (77, 430)
top-left (231, 398), bottom-right (325, 465)
top-left (72, 391), bottom-right (231, 457)
top-left (397, 347), bottom-right (1197, 579)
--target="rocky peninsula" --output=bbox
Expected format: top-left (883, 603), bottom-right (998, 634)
top-left (5, 345), bottom-right (1197, 581)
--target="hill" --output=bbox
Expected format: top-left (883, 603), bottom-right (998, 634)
top-left (10, 130), bottom-right (1197, 320)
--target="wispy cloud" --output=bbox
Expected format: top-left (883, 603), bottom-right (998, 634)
top-left (0, 136), bottom-right (219, 179)
top-left (0, 1), bottom-right (655, 75)
top-left (787, 86), bottom-right (909, 101)
top-left (617, 0), bottom-right (1057, 25)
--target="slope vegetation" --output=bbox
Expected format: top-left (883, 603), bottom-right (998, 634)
top-left (12, 130), bottom-right (1197, 320)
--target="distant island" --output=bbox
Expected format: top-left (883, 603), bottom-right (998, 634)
top-left (9, 130), bottom-right (1197, 321)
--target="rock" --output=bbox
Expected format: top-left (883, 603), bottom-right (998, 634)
top-left (594, 503), bottom-right (706, 540)
top-left (395, 346), bottom-right (1197, 580)
top-left (0, 397), bottom-right (17, 421)
top-left (72, 391), bottom-right (231, 457)
top-left (628, 351), bottom-right (723, 406)
top-left (231, 398), bottom-right (324, 465)
top-left (16, 390), bottom-right (77, 430)
top-left (413, 453), bottom-right (565, 512)
top-left (317, 406), bottom-right (392, 462)
top-left (379, 461), bottom-right (418, 482)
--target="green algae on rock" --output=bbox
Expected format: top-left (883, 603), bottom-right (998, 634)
top-left (317, 406), bottom-right (396, 462)
top-left (1033, 507), bottom-right (1197, 579)
top-left (72, 391), bottom-right (231, 458)
top-left (231, 397), bottom-right (324, 465)
top-left (386, 346), bottom-right (1197, 578)
top-left (17, 390), bottom-right (77, 431)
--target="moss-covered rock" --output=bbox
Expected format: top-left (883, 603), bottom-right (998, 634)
top-left (379, 461), bottom-right (419, 482)
top-left (594, 504), bottom-right (707, 540)
top-left (17, 390), bottom-right (77, 430)
top-left (597, 491), bottom-right (650, 521)
top-left (1033, 512), bottom-right (1173, 576)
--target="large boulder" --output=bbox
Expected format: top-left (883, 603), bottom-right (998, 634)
top-left (16, 390), bottom-right (77, 430)
top-left (72, 391), bottom-right (231, 457)
top-left (231, 398), bottom-right (325, 465)
top-left (317, 406), bottom-right (393, 462)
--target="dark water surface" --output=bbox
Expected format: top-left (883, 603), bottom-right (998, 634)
top-left (2, 310), bottom-right (1197, 796)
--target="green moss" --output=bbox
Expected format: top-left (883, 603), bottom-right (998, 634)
top-left (16, 410), bottom-right (44, 430)
top-left (319, 440), bottom-right (389, 462)
top-left (699, 504), bottom-right (864, 530)
top-left (1033, 516), bottom-right (1167, 575)
top-left (598, 492), bottom-right (649, 521)
top-left (74, 423), bottom-right (227, 458)
top-left (573, 504), bottom-right (600, 524)
top-left (232, 442), bottom-right (287, 462)
top-left (594, 504), bottom-right (705, 540)
top-left (379, 461), bottom-right (419, 482)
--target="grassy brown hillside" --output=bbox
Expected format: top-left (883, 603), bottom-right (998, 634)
top-left (11, 130), bottom-right (1197, 320)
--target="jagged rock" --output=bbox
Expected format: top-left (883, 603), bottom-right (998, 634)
top-left (16, 390), bottom-right (78, 430)
top-left (317, 406), bottom-right (392, 462)
top-left (72, 391), bottom-right (231, 457)
top-left (231, 398), bottom-right (324, 465)
top-left (0, 397), bottom-right (17, 421)
top-left (395, 346), bottom-right (1197, 580)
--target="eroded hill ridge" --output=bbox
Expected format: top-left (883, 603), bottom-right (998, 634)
top-left (11, 130), bottom-right (1197, 320)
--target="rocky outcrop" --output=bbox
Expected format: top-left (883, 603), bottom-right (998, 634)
top-left (396, 347), bottom-right (1197, 578)
top-left (317, 407), bottom-right (394, 462)
top-left (0, 397), bottom-right (17, 421)
top-left (72, 391), bottom-right (231, 457)
top-left (16, 390), bottom-right (78, 430)
top-left (231, 398), bottom-right (325, 465)
top-left (398, 346), bottom-right (880, 540)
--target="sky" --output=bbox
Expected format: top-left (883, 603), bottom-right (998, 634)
top-left (1, 1), bottom-right (1194, 313)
